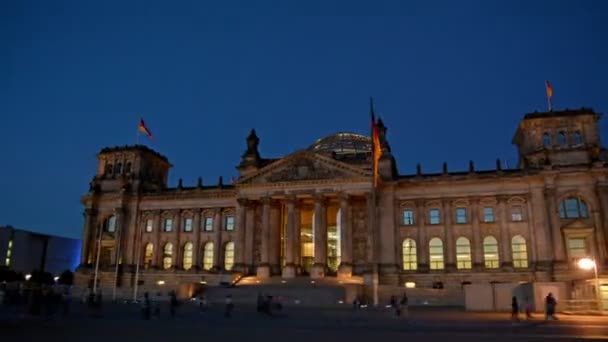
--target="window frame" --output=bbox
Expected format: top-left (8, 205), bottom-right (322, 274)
top-left (429, 208), bottom-right (441, 225)
top-left (145, 219), bottom-right (153, 233)
top-left (559, 197), bottom-right (589, 219)
top-left (224, 242), bottom-right (235, 271)
top-left (402, 210), bottom-right (415, 226)
top-left (429, 238), bottom-right (445, 270)
top-left (163, 218), bottom-right (173, 232)
top-left (203, 217), bottom-right (214, 231)
top-left (225, 216), bottom-right (235, 231)
top-left (511, 235), bottom-right (529, 269)
top-left (483, 207), bottom-right (495, 223)
top-left (511, 206), bottom-right (524, 222)
top-left (183, 218), bottom-right (193, 232)
top-left (455, 207), bottom-right (467, 224)
top-left (483, 236), bottom-right (500, 269)
top-left (402, 239), bottom-right (417, 271)
top-left (455, 237), bottom-right (472, 270)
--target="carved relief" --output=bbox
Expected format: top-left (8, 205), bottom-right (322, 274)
top-left (265, 157), bottom-right (348, 183)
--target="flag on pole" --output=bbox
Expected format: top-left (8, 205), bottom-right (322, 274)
top-left (370, 99), bottom-right (382, 187)
top-left (138, 119), bottom-right (153, 140)
top-left (545, 80), bottom-right (553, 111)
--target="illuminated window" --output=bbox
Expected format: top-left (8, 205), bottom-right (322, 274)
top-left (573, 131), bottom-right (583, 145)
top-left (183, 242), bottom-right (193, 270)
top-left (543, 133), bottom-right (552, 147)
top-left (511, 206), bottom-right (523, 222)
top-left (5, 239), bottom-right (13, 266)
top-left (483, 207), bottom-right (495, 223)
top-left (567, 238), bottom-right (587, 259)
top-left (145, 219), bottom-right (153, 233)
top-left (402, 239), bottom-right (417, 270)
top-left (224, 242), bottom-right (235, 271)
top-left (557, 131), bottom-right (567, 146)
top-left (559, 197), bottom-right (589, 219)
top-left (144, 243), bottom-right (153, 268)
top-left (512, 235), bottom-right (528, 268)
top-left (225, 216), bottom-right (235, 231)
top-left (164, 219), bottom-right (173, 232)
top-left (456, 237), bottom-right (472, 269)
top-left (106, 215), bottom-right (117, 232)
top-left (163, 243), bottom-right (173, 270)
top-left (183, 218), bottom-right (193, 232)
top-left (203, 242), bottom-right (214, 271)
top-left (405, 282), bottom-right (416, 289)
top-left (403, 210), bottom-right (415, 225)
top-left (429, 209), bottom-right (441, 225)
top-left (483, 236), bottom-right (499, 269)
top-left (203, 217), bottom-right (213, 231)
top-left (455, 208), bottom-right (467, 224)
top-left (429, 238), bottom-right (444, 270)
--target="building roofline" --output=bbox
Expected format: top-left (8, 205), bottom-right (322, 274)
top-left (98, 145), bottom-right (170, 164)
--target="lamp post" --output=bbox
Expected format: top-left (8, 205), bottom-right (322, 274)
top-left (578, 258), bottom-right (601, 312)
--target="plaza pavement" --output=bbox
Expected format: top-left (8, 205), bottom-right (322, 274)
top-left (2, 302), bottom-right (608, 341)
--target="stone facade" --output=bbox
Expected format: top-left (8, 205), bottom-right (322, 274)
top-left (77, 108), bottom-right (608, 295)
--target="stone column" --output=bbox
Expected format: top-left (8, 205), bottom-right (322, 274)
top-left (498, 196), bottom-right (513, 268)
top-left (282, 195), bottom-right (297, 278)
top-left (416, 200), bottom-right (428, 271)
top-left (234, 199), bottom-right (248, 273)
top-left (530, 187), bottom-right (552, 271)
top-left (294, 203), bottom-right (302, 272)
top-left (592, 210), bottom-right (608, 266)
top-left (471, 198), bottom-right (483, 269)
top-left (112, 208), bottom-right (124, 265)
top-left (173, 210), bottom-right (182, 270)
top-left (81, 208), bottom-right (97, 265)
top-left (338, 193), bottom-right (352, 278)
top-left (366, 193), bottom-right (376, 267)
top-left (212, 209), bottom-right (222, 270)
top-left (443, 200), bottom-right (455, 270)
top-left (269, 203), bottom-right (281, 274)
top-left (545, 187), bottom-right (566, 266)
top-left (154, 211), bottom-right (162, 268)
top-left (245, 203), bottom-right (256, 272)
top-left (257, 197), bottom-right (271, 278)
top-left (311, 194), bottom-right (327, 278)
top-left (596, 183), bottom-right (608, 267)
top-left (192, 210), bottom-right (202, 270)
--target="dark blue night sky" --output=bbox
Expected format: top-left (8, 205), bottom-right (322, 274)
top-left (2, 0), bottom-right (607, 238)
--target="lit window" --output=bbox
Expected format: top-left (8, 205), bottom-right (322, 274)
top-left (183, 218), bottom-right (193, 232)
top-left (204, 217), bottom-right (213, 231)
top-left (5, 239), bottom-right (13, 266)
top-left (163, 243), bottom-right (173, 269)
top-left (402, 239), bottom-right (417, 271)
top-left (225, 216), bottom-right (235, 231)
top-left (483, 236), bottom-right (499, 269)
top-left (145, 219), bottom-right (153, 233)
top-left (164, 219), bottom-right (173, 232)
top-left (183, 242), bottom-right (193, 270)
top-left (405, 282), bottom-right (416, 289)
top-left (203, 242), bottom-right (214, 270)
top-left (455, 208), bottom-right (467, 224)
top-left (144, 243), bottom-right (153, 268)
top-left (224, 242), bottom-right (235, 271)
top-left (543, 133), bottom-right (552, 147)
top-left (429, 238), bottom-right (444, 270)
top-left (567, 238), bottom-right (587, 259)
top-left (559, 197), bottom-right (589, 219)
top-left (403, 210), bottom-right (415, 225)
top-left (456, 237), bottom-right (472, 269)
top-left (511, 206), bottom-right (523, 222)
top-left (511, 235), bottom-right (528, 268)
top-left (573, 131), bottom-right (583, 145)
top-left (483, 207), bottom-right (495, 223)
top-left (557, 131), bottom-right (567, 146)
top-left (106, 216), bottom-right (117, 232)
top-left (429, 209), bottom-right (441, 225)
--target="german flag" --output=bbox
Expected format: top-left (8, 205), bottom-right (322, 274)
top-left (370, 99), bottom-right (382, 187)
top-left (138, 119), bottom-right (153, 140)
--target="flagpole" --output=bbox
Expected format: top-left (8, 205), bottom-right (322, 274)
top-left (112, 212), bottom-right (123, 302)
top-left (369, 97), bottom-right (379, 306)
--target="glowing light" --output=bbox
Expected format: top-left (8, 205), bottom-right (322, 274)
top-left (281, 280), bottom-right (287, 284)
top-left (310, 280), bottom-right (315, 284)
top-left (25, 274), bottom-right (31, 281)
top-left (54, 276), bottom-right (59, 282)
top-left (199, 281), bottom-right (207, 284)
top-left (157, 280), bottom-right (165, 285)
top-left (338, 300), bottom-right (344, 304)
top-left (578, 258), bottom-right (596, 270)
top-left (405, 282), bottom-right (416, 288)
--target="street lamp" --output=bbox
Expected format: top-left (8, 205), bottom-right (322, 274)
top-left (577, 257), bottom-right (601, 312)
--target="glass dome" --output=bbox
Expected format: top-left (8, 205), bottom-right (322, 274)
top-left (307, 132), bottom-right (372, 156)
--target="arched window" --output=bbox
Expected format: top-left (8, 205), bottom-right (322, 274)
top-left (483, 236), bottom-right (499, 269)
top-left (203, 242), bottom-right (214, 271)
top-left (511, 235), bottom-right (528, 268)
top-left (429, 238), bottom-right (444, 270)
top-left (143, 243), bottom-right (153, 268)
top-left (224, 242), bottom-right (235, 271)
top-left (559, 197), bottom-right (589, 219)
top-left (557, 131), bottom-right (567, 146)
top-left (125, 162), bottom-right (132, 174)
top-left (116, 162), bottom-right (123, 175)
top-left (402, 239), bottom-right (417, 271)
top-left (456, 237), bottom-right (472, 269)
top-left (543, 133), bottom-right (552, 147)
top-left (183, 242), bottom-right (193, 270)
top-left (163, 243), bottom-right (173, 269)
top-left (105, 215), bottom-right (117, 233)
top-left (573, 131), bottom-right (583, 145)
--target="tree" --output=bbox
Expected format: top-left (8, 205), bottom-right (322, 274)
top-left (58, 269), bottom-right (74, 286)
top-left (29, 269), bottom-right (54, 285)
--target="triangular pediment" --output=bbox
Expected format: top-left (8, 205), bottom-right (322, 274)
top-left (237, 151), bottom-right (371, 185)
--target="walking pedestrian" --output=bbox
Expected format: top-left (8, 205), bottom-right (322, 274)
top-left (545, 293), bottom-right (558, 320)
top-left (511, 296), bottom-right (519, 322)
